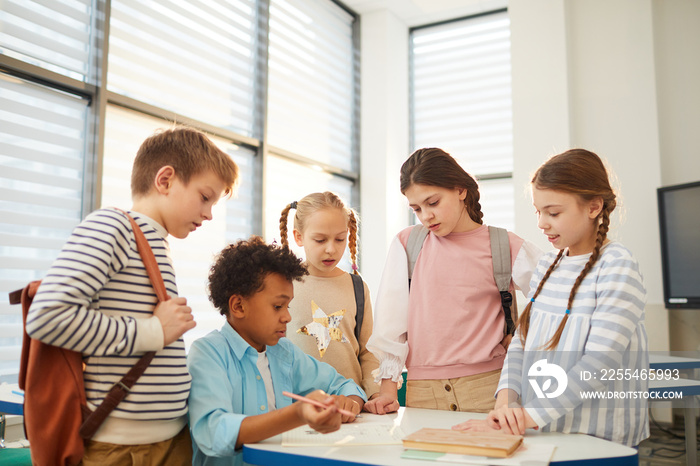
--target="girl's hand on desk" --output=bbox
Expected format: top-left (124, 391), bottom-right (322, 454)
top-left (487, 405), bottom-right (537, 435)
top-left (487, 405), bottom-right (524, 435)
top-left (363, 393), bottom-right (399, 415)
top-left (451, 419), bottom-right (503, 433)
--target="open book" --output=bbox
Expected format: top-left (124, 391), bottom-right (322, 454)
top-left (402, 428), bottom-right (524, 458)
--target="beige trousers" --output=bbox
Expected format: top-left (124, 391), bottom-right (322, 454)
top-left (80, 426), bottom-right (192, 466)
top-left (406, 369), bottom-right (501, 413)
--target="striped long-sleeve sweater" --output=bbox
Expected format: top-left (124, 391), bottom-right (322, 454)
top-left (26, 207), bottom-right (190, 445)
top-left (497, 241), bottom-right (649, 446)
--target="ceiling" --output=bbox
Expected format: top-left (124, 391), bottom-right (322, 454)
top-left (340, 0), bottom-right (508, 27)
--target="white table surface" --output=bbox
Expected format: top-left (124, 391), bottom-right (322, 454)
top-left (0, 383), bottom-right (23, 416)
top-left (243, 407), bottom-right (637, 465)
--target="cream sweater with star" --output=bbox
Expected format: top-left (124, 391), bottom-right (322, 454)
top-left (286, 273), bottom-right (380, 399)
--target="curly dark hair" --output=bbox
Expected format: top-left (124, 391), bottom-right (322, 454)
top-left (208, 236), bottom-right (308, 316)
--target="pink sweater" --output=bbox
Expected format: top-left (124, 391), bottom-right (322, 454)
top-left (367, 225), bottom-right (541, 383)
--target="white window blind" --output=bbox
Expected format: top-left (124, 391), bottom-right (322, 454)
top-left (0, 0), bottom-right (360, 382)
top-left (478, 178), bottom-right (515, 232)
top-left (411, 11), bottom-right (514, 230)
top-left (102, 104), bottom-right (255, 350)
top-left (412, 11), bottom-right (512, 175)
top-left (108, 0), bottom-right (258, 137)
top-left (267, 0), bottom-right (355, 170)
top-left (0, 0), bottom-right (93, 81)
top-left (0, 74), bottom-right (88, 380)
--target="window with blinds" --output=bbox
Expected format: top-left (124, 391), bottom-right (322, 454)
top-left (108, 0), bottom-right (259, 137)
top-left (410, 10), bottom-right (514, 230)
top-left (0, 0), bottom-right (359, 381)
top-left (0, 74), bottom-right (89, 379)
top-left (265, 0), bottom-right (358, 272)
top-left (267, 0), bottom-right (356, 171)
top-left (0, 0), bottom-right (93, 81)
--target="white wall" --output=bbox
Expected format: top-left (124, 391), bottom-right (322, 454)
top-left (652, 0), bottom-right (700, 351)
top-left (359, 9), bottom-right (410, 295)
top-left (509, 0), bottom-right (570, 251)
top-left (511, 0), bottom-right (668, 353)
top-left (654, 0), bottom-right (700, 187)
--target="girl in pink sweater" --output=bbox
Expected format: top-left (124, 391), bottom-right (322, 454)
top-left (365, 148), bottom-right (541, 414)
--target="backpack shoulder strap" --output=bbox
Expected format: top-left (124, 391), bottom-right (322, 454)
top-left (406, 224), bottom-right (429, 280)
top-left (488, 226), bottom-right (516, 335)
top-left (14, 280), bottom-right (42, 391)
top-left (489, 226), bottom-right (511, 292)
top-left (350, 273), bottom-right (364, 343)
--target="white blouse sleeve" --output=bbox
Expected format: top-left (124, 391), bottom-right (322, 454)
top-left (512, 239), bottom-right (544, 297)
top-left (366, 235), bottom-right (410, 385)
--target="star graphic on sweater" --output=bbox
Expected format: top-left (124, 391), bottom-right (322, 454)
top-left (297, 301), bottom-right (349, 357)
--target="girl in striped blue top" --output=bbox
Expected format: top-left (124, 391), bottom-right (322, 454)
top-left (455, 149), bottom-right (649, 446)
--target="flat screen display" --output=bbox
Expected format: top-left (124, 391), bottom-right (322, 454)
top-left (657, 181), bottom-right (700, 308)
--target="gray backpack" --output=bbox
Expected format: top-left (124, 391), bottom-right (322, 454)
top-left (405, 225), bottom-right (517, 335)
top-left (350, 273), bottom-right (364, 342)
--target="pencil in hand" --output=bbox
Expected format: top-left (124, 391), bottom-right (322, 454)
top-left (282, 391), bottom-right (357, 417)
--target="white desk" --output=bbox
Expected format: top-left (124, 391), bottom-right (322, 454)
top-left (243, 407), bottom-right (637, 465)
top-left (0, 383), bottom-right (23, 416)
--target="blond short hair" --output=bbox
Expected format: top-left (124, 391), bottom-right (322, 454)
top-left (131, 126), bottom-right (239, 198)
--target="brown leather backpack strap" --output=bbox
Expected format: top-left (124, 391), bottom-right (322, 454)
top-left (16, 281), bottom-right (42, 391)
top-left (123, 211), bottom-right (169, 303)
top-left (79, 210), bottom-right (170, 439)
top-left (78, 352), bottom-right (155, 438)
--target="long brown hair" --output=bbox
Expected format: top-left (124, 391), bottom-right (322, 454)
top-left (279, 191), bottom-right (360, 274)
top-left (518, 149), bottom-right (617, 350)
top-left (400, 148), bottom-right (484, 224)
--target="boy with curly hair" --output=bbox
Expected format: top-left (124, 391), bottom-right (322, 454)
top-left (187, 236), bottom-right (366, 465)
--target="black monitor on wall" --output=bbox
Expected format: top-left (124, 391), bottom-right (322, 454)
top-left (657, 181), bottom-right (700, 309)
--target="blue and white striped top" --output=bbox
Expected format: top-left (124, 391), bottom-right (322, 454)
top-left (497, 242), bottom-right (649, 446)
top-left (26, 208), bottom-right (190, 444)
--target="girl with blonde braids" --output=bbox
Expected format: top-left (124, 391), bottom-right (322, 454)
top-left (280, 192), bottom-right (380, 403)
top-left (455, 149), bottom-right (649, 447)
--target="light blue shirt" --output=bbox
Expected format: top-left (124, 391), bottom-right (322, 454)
top-left (188, 322), bottom-right (367, 465)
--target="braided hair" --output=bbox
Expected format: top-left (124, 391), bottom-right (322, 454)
top-left (279, 191), bottom-right (360, 274)
top-left (518, 149), bottom-right (617, 350)
top-left (400, 148), bottom-right (484, 224)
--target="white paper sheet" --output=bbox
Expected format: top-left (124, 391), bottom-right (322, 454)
top-left (282, 422), bottom-right (406, 446)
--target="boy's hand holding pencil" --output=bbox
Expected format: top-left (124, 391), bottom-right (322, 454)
top-left (286, 390), bottom-right (343, 434)
top-left (329, 394), bottom-right (362, 423)
top-left (284, 391), bottom-right (362, 430)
